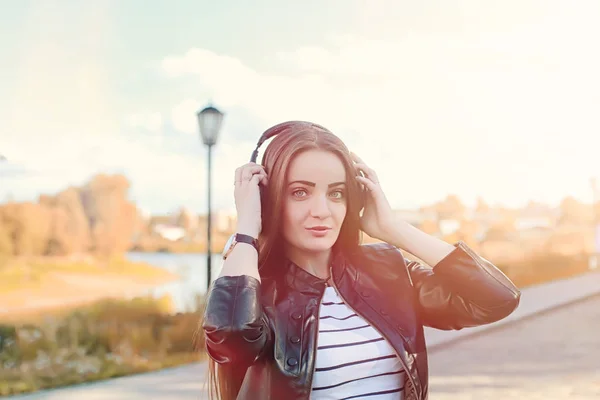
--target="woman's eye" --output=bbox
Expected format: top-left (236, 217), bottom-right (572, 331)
top-left (292, 189), bottom-right (308, 197)
top-left (330, 190), bottom-right (345, 199)
top-left (291, 189), bottom-right (344, 199)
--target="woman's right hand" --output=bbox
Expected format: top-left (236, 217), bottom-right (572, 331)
top-left (234, 162), bottom-right (268, 238)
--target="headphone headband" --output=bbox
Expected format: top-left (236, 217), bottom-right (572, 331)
top-left (249, 121), bottom-right (330, 163)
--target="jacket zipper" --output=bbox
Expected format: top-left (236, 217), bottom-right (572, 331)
top-left (327, 266), bottom-right (419, 399)
top-left (306, 282), bottom-right (326, 398)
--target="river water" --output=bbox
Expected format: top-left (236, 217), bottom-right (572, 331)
top-left (126, 252), bottom-right (223, 313)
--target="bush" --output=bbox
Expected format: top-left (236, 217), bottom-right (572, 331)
top-left (499, 252), bottom-right (590, 288)
top-left (0, 295), bottom-right (204, 396)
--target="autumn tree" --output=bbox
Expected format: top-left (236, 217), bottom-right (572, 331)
top-left (419, 219), bottom-right (439, 235)
top-left (0, 202), bottom-right (52, 256)
top-left (457, 219), bottom-right (480, 245)
top-left (0, 173), bottom-right (139, 257)
top-left (475, 197), bottom-right (489, 213)
top-left (80, 174), bottom-right (138, 256)
top-left (40, 188), bottom-right (92, 255)
top-left (0, 218), bottom-right (13, 255)
top-left (435, 194), bottom-right (466, 220)
top-left (485, 221), bottom-right (515, 241)
top-left (558, 196), bottom-right (590, 226)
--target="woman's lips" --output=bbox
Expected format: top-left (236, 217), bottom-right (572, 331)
top-left (306, 227), bottom-right (331, 237)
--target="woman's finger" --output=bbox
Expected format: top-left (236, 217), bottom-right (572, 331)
top-left (260, 173), bottom-right (268, 186)
top-left (235, 167), bottom-right (242, 185)
top-left (353, 162), bottom-right (370, 173)
top-left (250, 174), bottom-right (261, 185)
top-left (239, 170), bottom-right (268, 186)
top-left (235, 163), bottom-right (265, 183)
top-left (241, 168), bottom-right (252, 182)
top-left (355, 175), bottom-right (377, 191)
top-left (353, 162), bottom-right (378, 183)
top-left (240, 165), bottom-right (265, 183)
top-left (351, 152), bottom-right (378, 179)
top-left (252, 171), bottom-right (268, 185)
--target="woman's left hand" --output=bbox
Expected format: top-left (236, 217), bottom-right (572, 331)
top-left (350, 152), bottom-right (396, 242)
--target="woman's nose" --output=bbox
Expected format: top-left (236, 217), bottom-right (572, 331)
top-left (310, 195), bottom-right (331, 217)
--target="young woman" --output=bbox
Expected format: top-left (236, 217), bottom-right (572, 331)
top-left (200, 121), bottom-right (520, 400)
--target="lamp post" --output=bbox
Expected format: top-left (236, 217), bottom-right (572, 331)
top-left (592, 177), bottom-right (599, 270)
top-left (197, 104), bottom-right (224, 291)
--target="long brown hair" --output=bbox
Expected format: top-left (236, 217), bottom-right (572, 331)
top-left (202, 122), bottom-right (364, 399)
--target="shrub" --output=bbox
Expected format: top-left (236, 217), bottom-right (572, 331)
top-left (0, 295), bottom-right (203, 396)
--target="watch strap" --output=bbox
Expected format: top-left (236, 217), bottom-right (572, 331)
top-left (223, 233), bottom-right (259, 260)
top-left (234, 233), bottom-right (259, 252)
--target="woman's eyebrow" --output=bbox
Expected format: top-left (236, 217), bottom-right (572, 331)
top-left (288, 180), bottom-right (346, 187)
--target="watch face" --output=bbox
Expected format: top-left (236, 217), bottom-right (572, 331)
top-left (222, 234), bottom-right (236, 257)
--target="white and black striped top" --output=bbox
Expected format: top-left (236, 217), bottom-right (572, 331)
top-left (311, 286), bottom-right (406, 400)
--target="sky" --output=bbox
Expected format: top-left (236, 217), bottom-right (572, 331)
top-left (1, 0), bottom-right (599, 215)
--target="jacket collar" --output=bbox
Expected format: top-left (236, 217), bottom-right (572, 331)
top-left (281, 247), bottom-right (349, 295)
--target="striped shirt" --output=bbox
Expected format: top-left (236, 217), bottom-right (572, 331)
top-left (311, 286), bottom-right (406, 400)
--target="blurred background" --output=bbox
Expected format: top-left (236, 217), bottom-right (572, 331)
top-left (1, 0), bottom-right (599, 398)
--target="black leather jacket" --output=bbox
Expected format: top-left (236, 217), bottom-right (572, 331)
top-left (202, 241), bottom-right (521, 400)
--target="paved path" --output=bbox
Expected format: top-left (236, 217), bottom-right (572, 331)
top-left (7, 363), bottom-right (208, 400)
top-left (424, 270), bottom-right (600, 349)
top-left (428, 293), bottom-right (600, 399)
top-left (8, 272), bottom-right (600, 399)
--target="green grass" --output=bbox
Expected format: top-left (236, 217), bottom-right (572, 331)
top-left (0, 295), bottom-right (206, 396)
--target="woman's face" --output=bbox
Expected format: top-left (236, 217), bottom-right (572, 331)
top-left (282, 149), bottom-right (348, 254)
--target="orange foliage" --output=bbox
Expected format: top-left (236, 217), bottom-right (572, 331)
top-left (0, 174), bottom-right (138, 257)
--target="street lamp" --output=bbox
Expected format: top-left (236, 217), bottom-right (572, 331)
top-left (592, 177), bottom-right (599, 270)
top-left (197, 104), bottom-right (224, 290)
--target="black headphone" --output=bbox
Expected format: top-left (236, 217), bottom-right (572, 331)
top-left (249, 121), bottom-right (330, 163)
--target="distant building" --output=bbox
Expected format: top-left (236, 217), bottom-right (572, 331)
top-left (471, 209), bottom-right (504, 226)
top-left (516, 201), bottom-right (560, 229)
top-left (153, 224), bottom-right (186, 241)
top-left (514, 217), bottom-right (553, 231)
top-left (215, 209), bottom-right (237, 233)
top-left (439, 219), bottom-right (460, 236)
top-left (518, 225), bottom-right (553, 241)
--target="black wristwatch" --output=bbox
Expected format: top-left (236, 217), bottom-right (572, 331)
top-left (222, 233), bottom-right (259, 260)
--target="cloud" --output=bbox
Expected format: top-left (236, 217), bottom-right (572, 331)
top-left (5, 1), bottom-right (600, 214)
top-left (170, 99), bottom-right (202, 135)
top-left (158, 10), bottom-right (600, 210)
top-left (126, 112), bottom-right (163, 132)
top-left (161, 48), bottom-right (346, 131)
